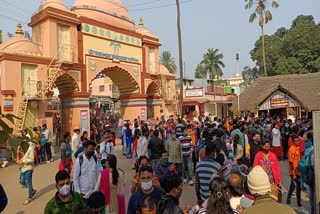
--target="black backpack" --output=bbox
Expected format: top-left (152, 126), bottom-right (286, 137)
top-left (78, 154), bottom-right (97, 176)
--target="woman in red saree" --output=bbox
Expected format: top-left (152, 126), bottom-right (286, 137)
top-left (253, 140), bottom-right (282, 202)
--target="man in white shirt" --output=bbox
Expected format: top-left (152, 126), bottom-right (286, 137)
top-left (71, 127), bottom-right (81, 152)
top-left (99, 130), bottom-right (111, 160)
top-left (73, 140), bottom-right (99, 205)
top-left (137, 130), bottom-right (149, 158)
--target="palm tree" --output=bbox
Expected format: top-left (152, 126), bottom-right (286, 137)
top-left (200, 48), bottom-right (225, 92)
top-left (245, 0), bottom-right (279, 77)
top-left (176, 0), bottom-right (184, 117)
top-left (160, 51), bottom-right (177, 74)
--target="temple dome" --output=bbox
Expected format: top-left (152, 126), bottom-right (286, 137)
top-left (72, 0), bottom-right (135, 31)
top-left (159, 64), bottom-right (175, 76)
top-left (136, 17), bottom-right (158, 39)
top-left (0, 24), bottom-right (41, 56)
top-left (40, 0), bottom-right (69, 11)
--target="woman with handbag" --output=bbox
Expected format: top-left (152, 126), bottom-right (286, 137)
top-left (253, 140), bottom-right (282, 202)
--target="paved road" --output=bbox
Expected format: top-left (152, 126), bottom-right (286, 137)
top-left (0, 145), bottom-right (310, 214)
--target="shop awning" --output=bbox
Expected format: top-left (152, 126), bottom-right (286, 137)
top-left (183, 98), bottom-right (208, 104)
top-left (208, 100), bottom-right (234, 104)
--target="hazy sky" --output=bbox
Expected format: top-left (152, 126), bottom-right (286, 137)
top-left (0, 0), bottom-right (319, 78)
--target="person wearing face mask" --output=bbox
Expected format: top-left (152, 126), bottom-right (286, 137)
top-left (157, 174), bottom-right (191, 214)
top-left (245, 132), bottom-right (262, 167)
top-left (127, 166), bottom-right (165, 214)
top-left (137, 129), bottom-right (149, 159)
top-left (45, 170), bottom-right (84, 213)
top-left (130, 156), bottom-right (161, 193)
top-left (165, 130), bottom-right (183, 177)
top-left (253, 140), bottom-right (282, 202)
top-left (73, 140), bottom-right (99, 205)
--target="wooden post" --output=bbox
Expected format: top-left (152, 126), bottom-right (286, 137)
top-left (312, 111), bottom-right (320, 213)
top-left (299, 106), bottom-right (302, 118)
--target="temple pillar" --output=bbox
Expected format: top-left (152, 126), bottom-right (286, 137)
top-left (60, 92), bottom-right (90, 134)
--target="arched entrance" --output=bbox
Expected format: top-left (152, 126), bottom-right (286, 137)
top-left (146, 81), bottom-right (161, 119)
top-left (89, 66), bottom-right (140, 122)
top-left (51, 73), bottom-right (80, 136)
top-left (97, 66), bottom-right (140, 95)
top-left (53, 73), bottom-right (80, 95)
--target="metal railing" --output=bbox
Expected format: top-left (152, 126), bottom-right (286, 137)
top-left (14, 44), bottom-right (76, 134)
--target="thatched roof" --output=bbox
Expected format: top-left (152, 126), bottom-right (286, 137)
top-left (231, 72), bottom-right (320, 112)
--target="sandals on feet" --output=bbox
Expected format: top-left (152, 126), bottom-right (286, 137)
top-left (23, 198), bottom-right (32, 205)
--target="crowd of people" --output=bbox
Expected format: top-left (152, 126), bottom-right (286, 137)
top-left (0, 114), bottom-right (316, 214)
top-left (119, 115), bottom-right (314, 214)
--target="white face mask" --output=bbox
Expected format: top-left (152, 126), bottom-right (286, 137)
top-left (58, 184), bottom-right (71, 196)
top-left (141, 180), bottom-right (153, 191)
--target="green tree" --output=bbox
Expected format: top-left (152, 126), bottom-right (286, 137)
top-left (250, 30), bottom-right (284, 76)
top-left (0, 112), bottom-right (15, 144)
top-left (245, 0), bottom-right (279, 77)
top-left (250, 15), bottom-right (320, 75)
top-left (241, 66), bottom-right (262, 86)
top-left (199, 48), bottom-right (225, 91)
top-left (160, 51), bottom-right (177, 74)
top-left (194, 64), bottom-right (206, 78)
top-left (274, 57), bottom-right (305, 75)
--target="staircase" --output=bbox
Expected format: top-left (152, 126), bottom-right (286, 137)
top-left (38, 59), bottom-right (64, 98)
top-left (14, 95), bottom-right (29, 135)
top-left (13, 46), bottom-right (66, 135)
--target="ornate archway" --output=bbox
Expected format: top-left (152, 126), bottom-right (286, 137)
top-left (53, 73), bottom-right (80, 95)
top-left (146, 81), bottom-right (161, 97)
top-left (146, 81), bottom-right (161, 119)
top-left (91, 66), bottom-right (140, 95)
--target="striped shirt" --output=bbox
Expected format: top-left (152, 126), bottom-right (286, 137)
top-left (198, 208), bottom-right (239, 214)
top-left (179, 135), bottom-right (193, 157)
top-left (195, 157), bottom-right (221, 202)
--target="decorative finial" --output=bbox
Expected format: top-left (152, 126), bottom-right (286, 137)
top-left (139, 17), bottom-right (144, 27)
top-left (16, 24), bottom-right (24, 36)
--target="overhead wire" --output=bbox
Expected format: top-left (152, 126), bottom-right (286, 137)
top-left (0, 13), bottom-right (28, 24)
top-left (0, 5), bottom-right (30, 22)
top-left (70, 0), bottom-right (191, 13)
top-left (125, 0), bottom-right (162, 8)
top-left (130, 0), bottom-right (192, 11)
top-left (2, 0), bottom-right (35, 17)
